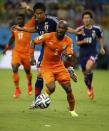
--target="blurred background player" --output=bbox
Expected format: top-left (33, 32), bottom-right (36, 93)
top-left (2, 12), bottom-right (34, 98)
top-left (30, 20), bottom-right (78, 117)
top-left (14, 2), bottom-right (78, 101)
top-left (76, 10), bottom-right (105, 99)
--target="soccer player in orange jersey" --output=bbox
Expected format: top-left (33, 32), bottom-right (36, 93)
top-left (14, 2), bottom-right (78, 101)
top-left (30, 20), bottom-right (78, 117)
top-left (2, 13), bottom-right (34, 98)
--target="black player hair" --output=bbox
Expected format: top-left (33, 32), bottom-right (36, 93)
top-left (33, 2), bottom-right (46, 12)
top-left (82, 10), bottom-right (94, 19)
top-left (58, 20), bottom-right (68, 30)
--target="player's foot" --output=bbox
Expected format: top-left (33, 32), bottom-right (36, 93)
top-left (13, 87), bottom-right (21, 98)
top-left (87, 87), bottom-right (94, 99)
top-left (28, 83), bottom-right (32, 95)
top-left (68, 66), bottom-right (77, 82)
top-left (29, 101), bottom-right (38, 109)
top-left (69, 110), bottom-right (78, 117)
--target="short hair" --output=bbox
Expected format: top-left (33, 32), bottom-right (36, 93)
top-left (58, 20), bottom-right (68, 29)
top-left (82, 10), bottom-right (94, 19)
top-left (33, 2), bottom-right (46, 12)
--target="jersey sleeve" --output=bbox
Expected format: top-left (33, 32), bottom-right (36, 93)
top-left (25, 16), bottom-right (35, 28)
top-left (96, 26), bottom-right (103, 38)
top-left (10, 30), bottom-right (15, 39)
top-left (66, 38), bottom-right (73, 54)
top-left (33, 33), bottom-right (50, 44)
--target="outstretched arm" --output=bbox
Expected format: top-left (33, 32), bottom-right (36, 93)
top-left (20, 1), bottom-right (33, 14)
top-left (14, 25), bottom-right (36, 33)
top-left (30, 34), bottom-right (48, 65)
top-left (2, 33), bottom-right (15, 54)
top-left (98, 37), bottom-right (105, 55)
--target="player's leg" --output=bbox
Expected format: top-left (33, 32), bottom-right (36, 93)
top-left (12, 64), bottom-right (21, 98)
top-left (23, 55), bottom-right (33, 95)
top-left (61, 81), bottom-right (78, 117)
top-left (34, 70), bottom-right (43, 100)
top-left (34, 53), bottom-right (44, 100)
top-left (29, 68), bottom-right (55, 109)
top-left (84, 58), bottom-right (95, 99)
top-left (24, 67), bottom-right (32, 95)
top-left (11, 51), bottom-right (21, 98)
top-left (56, 67), bottom-right (78, 117)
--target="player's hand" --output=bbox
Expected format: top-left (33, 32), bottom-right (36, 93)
top-left (100, 48), bottom-right (105, 55)
top-left (20, 1), bottom-right (29, 9)
top-left (30, 57), bottom-right (36, 65)
top-left (11, 25), bottom-right (16, 31)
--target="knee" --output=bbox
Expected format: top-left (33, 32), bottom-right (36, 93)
top-left (12, 65), bottom-right (18, 73)
top-left (62, 82), bottom-right (72, 93)
top-left (47, 84), bottom-right (55, 94)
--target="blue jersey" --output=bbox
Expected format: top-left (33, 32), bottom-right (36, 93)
top-left (35, 16), bottom-right (58, 35)
top-left (77, 25), bottom-right (103, 57)
top-left (34, 16), bottom-right (58, 65)
top-left (77, 25), bottom-right (103, 70)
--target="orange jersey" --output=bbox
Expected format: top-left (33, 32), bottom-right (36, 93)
top-left (12, 18), bottom-right (35, 54)
top-left (33, 32), bottom-right (73, 68)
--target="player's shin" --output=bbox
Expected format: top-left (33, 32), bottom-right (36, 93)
top-left (26, 71), bottom-right (32, 84)
top-left (84, 72), bottom-right (94, 98)
top-left (12, 72), bottom-right (21, 97)
top-left (35, 77), bottom-right (43, 99)
top-left (84, 72), bottom-right (93, 89)
top-left (67, 91), bottom-right (75, 111)
top-left (12, 72), bottom-right (19, 88)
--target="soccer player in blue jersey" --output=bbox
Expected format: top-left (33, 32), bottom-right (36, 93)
top-left (76, 10), bottom-right (105, 99)
top-left (14, 2), bottom-right (78, 106)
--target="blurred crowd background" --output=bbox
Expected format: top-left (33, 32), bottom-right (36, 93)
top-left (0, 0), bottom-right (109, 69)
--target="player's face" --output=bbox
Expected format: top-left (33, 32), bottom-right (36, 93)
top-left (83, 14), bottom-right (92, 26)
top-left (34, 9), bottom-right (45, 21)
top-left (17, 16), bottom-right (25, 26)
top-left (56, 23), bottom-right (67, 40)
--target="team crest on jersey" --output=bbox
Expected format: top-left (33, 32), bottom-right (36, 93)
top-left (62, 44), bottom-right (67, 50)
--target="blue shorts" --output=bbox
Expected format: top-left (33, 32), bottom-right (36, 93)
top-left (79, 54), bottom-right (98, 71)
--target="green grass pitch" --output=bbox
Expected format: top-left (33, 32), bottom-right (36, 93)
top-left (0, 69), bottom-right (109, 131)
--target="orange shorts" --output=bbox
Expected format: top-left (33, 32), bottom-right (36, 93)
top-left (11, 50), bottom-right (30, 68)
top-left (40, 65), bottom-right (70, 84)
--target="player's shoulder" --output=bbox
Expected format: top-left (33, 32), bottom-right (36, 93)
top-left (46, 15), bottom-right (58, 23)
top-left (65, 35), bottom-right (72, 43)
top-left (93, 25), bottom-right (102, 31)
top-left (43, 32), bottom-right (55, 38)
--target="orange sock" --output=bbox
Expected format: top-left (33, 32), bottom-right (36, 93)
top-left (67, 91), bottom-right (75, 111)
top-left (26, 72), bottom-right (32, 84)
top-left (12, 72), bottom-right (19, 87)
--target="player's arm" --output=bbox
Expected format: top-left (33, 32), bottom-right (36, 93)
top-left (14, 26), bottom-right (36, 33)
top-left (20, 1), bottom-right (33, 14)
top-left (30, 34), bottom-right (49, 65)
top-left (67, 27), bottom-right (79, 34)
top-left (64, 38), bottom-right (74, 63)
top-left (67, 26), bottom-right (84, 34)
top-left (12, 16), bottom-right (36, 33)
top-left (2, 32), bottom-right (15, 54)
top-left (97, 27), bottom-right (105, 55)
top-left (98, 37), bottom-right (105, 55)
